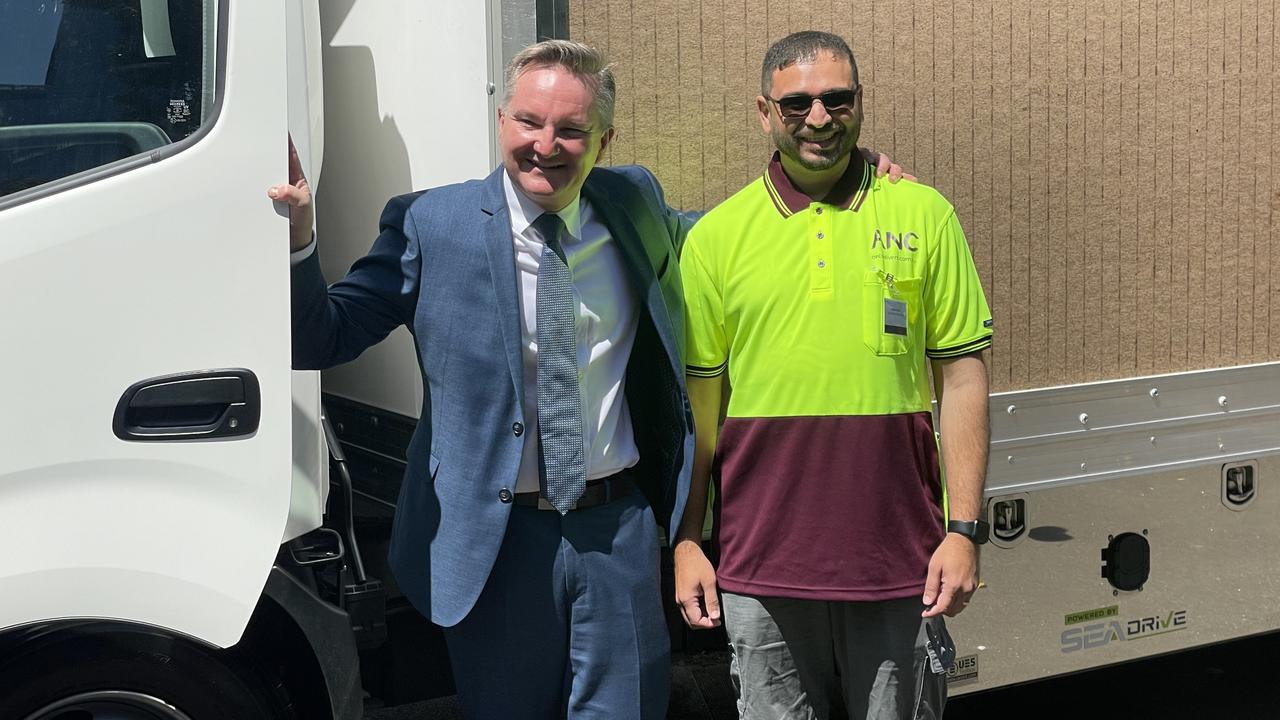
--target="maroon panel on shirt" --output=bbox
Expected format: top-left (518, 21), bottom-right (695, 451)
top-left (712, 413), bottom-right (945, 601)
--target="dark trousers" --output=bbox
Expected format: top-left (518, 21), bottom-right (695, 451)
top-left (442, 486), bottom-right (670, 719)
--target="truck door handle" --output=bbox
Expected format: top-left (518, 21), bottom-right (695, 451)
top-left (113, 369), bottom-right (261, 441)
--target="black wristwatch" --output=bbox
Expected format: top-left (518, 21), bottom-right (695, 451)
top-left (947, 519), bottom-right (990, 545)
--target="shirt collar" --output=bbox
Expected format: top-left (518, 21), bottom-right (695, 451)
top-left (503, 170), bottom-right (585, 241)
top-left (762, 151), bottom-right (873, 218)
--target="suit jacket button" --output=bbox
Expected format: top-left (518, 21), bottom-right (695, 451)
top-left (498, 488), bottom-right (513, 503)
top-left (512, 422), bottom-right (524, 437)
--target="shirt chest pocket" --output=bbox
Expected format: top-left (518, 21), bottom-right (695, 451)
top-left (862, 270), bottom-right (922, 356)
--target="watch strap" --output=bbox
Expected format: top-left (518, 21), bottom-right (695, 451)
top-left (947, 519), bottom-right (989, 545)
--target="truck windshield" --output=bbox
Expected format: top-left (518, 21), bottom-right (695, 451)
top-left (0, 0), bottom-right (216, 198)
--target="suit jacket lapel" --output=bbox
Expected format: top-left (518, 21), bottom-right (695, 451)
top-left (479, 167), bottom-right (526, 406)
top-left (581, 175), bottom-right (680, 370)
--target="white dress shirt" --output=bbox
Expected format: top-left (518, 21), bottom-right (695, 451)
top-left (504, 173), bottom-right (640, 493)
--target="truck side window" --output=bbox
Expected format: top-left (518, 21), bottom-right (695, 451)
top-left (0, 1), bottom-right (216, 198)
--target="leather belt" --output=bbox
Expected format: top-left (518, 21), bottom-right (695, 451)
top-left (515, 467), bottom-right (637, 511)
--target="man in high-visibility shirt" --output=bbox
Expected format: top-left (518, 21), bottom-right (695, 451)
top-left (673, 31), bottom-right (993, 720)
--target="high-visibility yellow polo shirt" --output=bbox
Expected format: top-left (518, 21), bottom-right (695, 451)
top-left (682, 153), bottom-right (992, 601)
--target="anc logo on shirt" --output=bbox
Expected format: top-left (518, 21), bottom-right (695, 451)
top-left (871, 229), bottom-right (919, 252)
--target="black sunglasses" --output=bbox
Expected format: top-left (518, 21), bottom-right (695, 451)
top-left (765, 87), bottom-right (861, 119)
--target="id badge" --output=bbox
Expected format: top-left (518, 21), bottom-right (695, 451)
top-left (884, 298), bottom-right (908, 336)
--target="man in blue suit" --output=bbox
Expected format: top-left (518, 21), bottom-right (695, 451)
top-left (276, 41), bottom-right (693, 718)
top-left (271, 39), bottom-right (900, 718)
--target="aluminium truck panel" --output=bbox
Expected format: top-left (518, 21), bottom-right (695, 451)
top-left (983, 363), bottom-right (1280, 495)
top-left (947, 362), bottom-right (1280, 693)
top-left (949, 456), bottom-right (1280, 694)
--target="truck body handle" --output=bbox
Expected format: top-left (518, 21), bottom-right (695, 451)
top-left (113, 369), bottom-right (260, 441)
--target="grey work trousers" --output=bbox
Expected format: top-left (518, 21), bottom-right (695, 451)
top-left (722, 592), bottom-right (946, 720)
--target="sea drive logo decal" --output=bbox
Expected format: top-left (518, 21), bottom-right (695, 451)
top-left (1060, 607), bottom-right (1188, 653)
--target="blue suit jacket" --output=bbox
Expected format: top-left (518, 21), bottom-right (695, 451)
top-left (292, 165), bottom-right (695, 626)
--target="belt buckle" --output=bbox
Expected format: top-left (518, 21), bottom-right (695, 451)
top-left (536, 496), bottom-right (576, 511)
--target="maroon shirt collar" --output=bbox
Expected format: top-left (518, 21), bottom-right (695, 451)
top-left (763, 151), bottom-right (873, 217)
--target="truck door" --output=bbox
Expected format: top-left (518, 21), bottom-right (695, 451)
top-left (0, 0), bottom-right (294, 649)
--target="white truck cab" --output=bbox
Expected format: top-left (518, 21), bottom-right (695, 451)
top-left (2, 1), bottom-right (360, 717)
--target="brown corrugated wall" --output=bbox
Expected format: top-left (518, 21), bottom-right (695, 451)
top-left (568, 1), bottom-right (1280, 392)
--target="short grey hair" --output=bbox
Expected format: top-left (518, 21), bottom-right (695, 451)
top-left (503, 40), bottom-right (617, 127)
top-left (761, 31), bottom-right (858, 95)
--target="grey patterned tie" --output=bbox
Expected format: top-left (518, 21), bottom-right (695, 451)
top-left (532, 212), bottom-right (586, 513)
